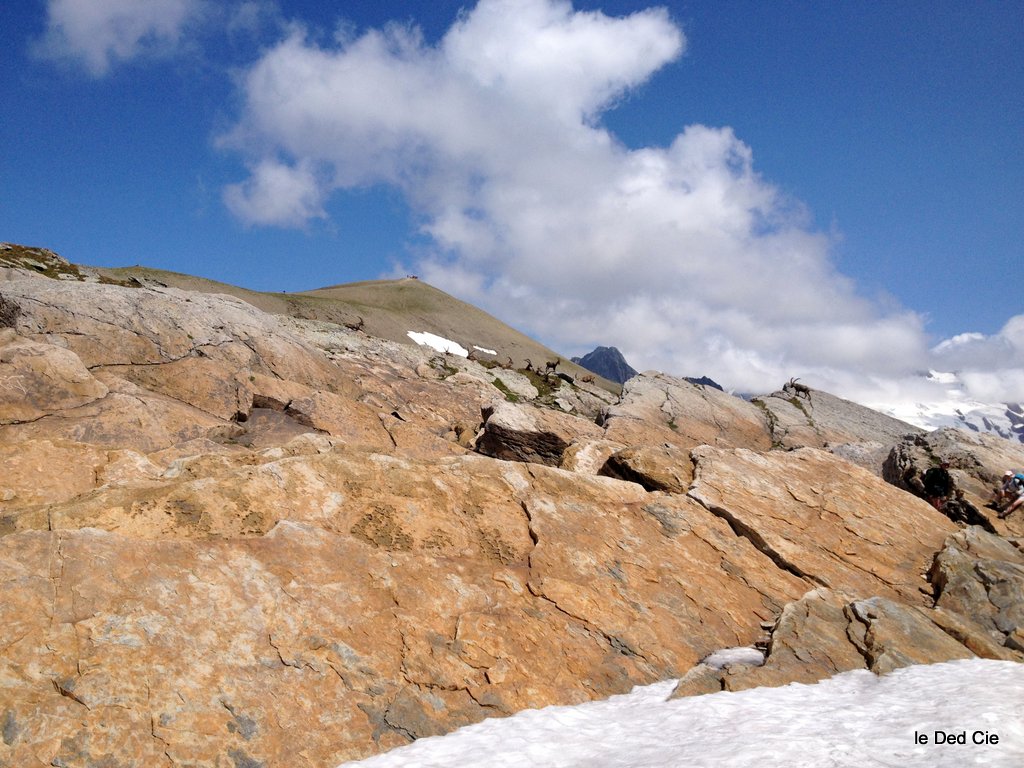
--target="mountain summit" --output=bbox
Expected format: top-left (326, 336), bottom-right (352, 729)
top-left (572, 345), bottom-right (638, 384)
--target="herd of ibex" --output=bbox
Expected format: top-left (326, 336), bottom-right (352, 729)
top-left (453, 349), bottom-right (593, 383)
top-left (342, 319), bottom-right (804, 396)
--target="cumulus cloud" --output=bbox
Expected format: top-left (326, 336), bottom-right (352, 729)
top-left (35, 0), bottom-right (204, 75)
top-left (220, 0), bottom-right (1021, 402)
top-left (928, 315), bottom-right (1024, 402)
top-left (223, 158), bottom-right (326, 228)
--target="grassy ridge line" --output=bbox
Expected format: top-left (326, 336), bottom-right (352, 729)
top-left (88, 264), bottom-right (620, 394)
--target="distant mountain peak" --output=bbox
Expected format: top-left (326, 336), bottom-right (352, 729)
top-left (572, 346), bottom-right (638, 385)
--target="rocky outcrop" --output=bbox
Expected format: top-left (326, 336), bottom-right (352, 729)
top-left (753, 386), bottom-right (922, 471)
top-left (672, 524), bottom-right (1024, 699)
top-left (672, 581), bottom-right (1022, 699)
top-left (599, 443), bottom-right (693, 493)
top-left (475, 402), bottom-right (604, 466)
top-left (883, 428), bottom-right (1024, 536)
top-left (930, 527), bottom-right (1024, 652)
top-left (0, 447), bottom-right (816, 766)
top-left (603, 372), bottom-right (772, 452)
top-left (688, 446), bottom-right (955, 602)
top-left (0, 329), bottom-right (109, 422)
top-left (2, 251), bottom-right (1022, 767)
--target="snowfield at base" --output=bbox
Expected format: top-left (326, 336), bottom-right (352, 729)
top-left (338, 660), bottom-right (1024, 768)
top-left (406, 331), bottom-right (469, 356)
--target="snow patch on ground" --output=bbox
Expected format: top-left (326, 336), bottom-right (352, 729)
top-left (407, 331), bottom-right (469, 356)
top-left (338, 659), bottom-right (1024, 767)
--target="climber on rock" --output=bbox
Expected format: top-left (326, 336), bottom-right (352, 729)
top-left (922, 461), bottom-right (955, 512)
top-left (992, 470), bottom-right (1024, 519)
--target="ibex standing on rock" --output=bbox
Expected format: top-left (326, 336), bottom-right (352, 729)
top-left (544, 358), bottom-right (560, 374)
top-left (783, 377), bottom-right (812, 399)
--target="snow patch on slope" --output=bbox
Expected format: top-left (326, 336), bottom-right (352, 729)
top-left (338, 659), bottom-right (1024, 768)
top-left (407, 331), bottom-right (469, 356)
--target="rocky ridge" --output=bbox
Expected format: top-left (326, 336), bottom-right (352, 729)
top-left (1, 246), bottom-right (1023, 767)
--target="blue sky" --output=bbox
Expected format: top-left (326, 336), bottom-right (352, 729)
top-left (2, 1), bottom-right (1022, 400)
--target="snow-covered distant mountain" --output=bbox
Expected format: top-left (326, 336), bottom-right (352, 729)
top-left (869, 371), bottom-right (1024, 443)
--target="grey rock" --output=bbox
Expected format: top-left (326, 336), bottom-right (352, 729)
top-left (930, 526), bottom-right (1024, 645)
top-left (753, 386), bottom-right (921, 459)
top-left (604, 372), bottom-right (772, 451)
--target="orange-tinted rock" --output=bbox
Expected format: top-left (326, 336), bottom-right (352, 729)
top-left (599, 443), bottom-right (694, 493)
top-left (688, 446), bottom-right (956, 602)
top-left (0, 332), bottom-right (107, 423)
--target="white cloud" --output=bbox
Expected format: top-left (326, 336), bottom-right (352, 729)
top-left (925, 315), bottom-right (1024, 402)
top-left (35, 0), bottom-right (204, 75)
top-left (223, 159), bottom-right (326, 228)
top-left (220, 0), bottom-right (1022, 403)
top-left (932, 316), bottom-right (1024, 366)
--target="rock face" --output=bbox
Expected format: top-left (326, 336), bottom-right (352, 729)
top-left (688, 446), bottom-right (956, 602)
top-left (603, 372), bottom-right (773, 453)
top-left (672, 525), bottom-right (1024, 699)
top-left (883, 428), bottom-right (1024, 537)
top-left (1, 251), bottom-right (1022, 768)
top-left (753, 385), bottom-right (922, 473)
top-left (930, 527), bottom-right (1024, 652)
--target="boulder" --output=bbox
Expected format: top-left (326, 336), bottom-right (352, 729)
top-left (930, 526), bottom-right (1024, 649)
top-left (602, 373), bottom-right (772, 452)
top-left (599, 443), bottom-right (694, 494)
top-left (0, 332), bottom-right (108, 423)
top-left (475, 401), bottom-right (603, 466)
top-left (688, 446), bottom-right (956, 602)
